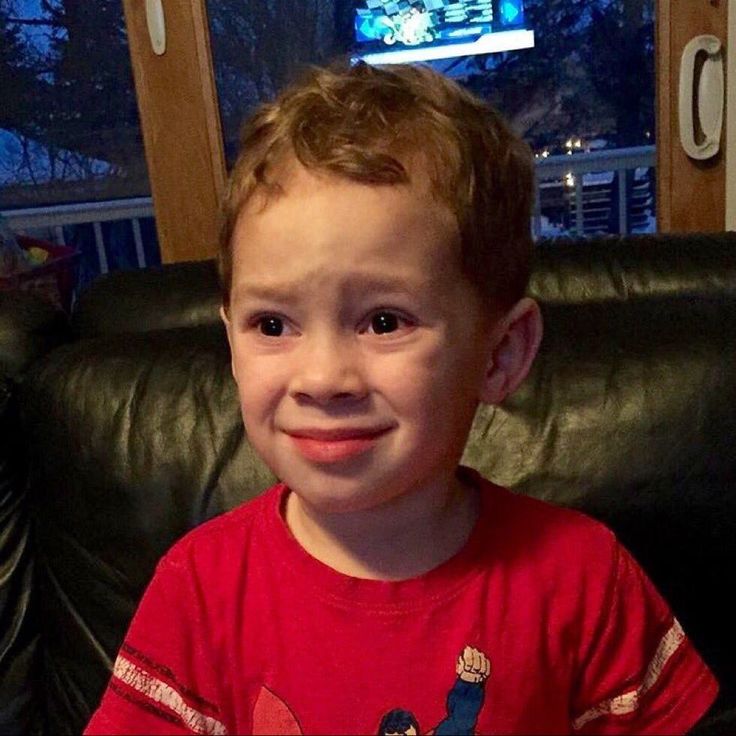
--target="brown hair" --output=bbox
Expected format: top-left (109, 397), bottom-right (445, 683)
top-left (218, 60), bottom-right (534, 316)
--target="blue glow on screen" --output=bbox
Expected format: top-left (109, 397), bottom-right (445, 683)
top-left (500, 1), bottom-right (521, 23)
top-left (353, 0), bottom-right (529, 64)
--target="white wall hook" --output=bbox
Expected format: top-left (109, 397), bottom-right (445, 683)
top-left (146, 0), bottom-right (166, 56)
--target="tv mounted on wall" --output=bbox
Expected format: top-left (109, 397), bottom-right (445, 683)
top-left (351, 0), bottom-right (534, 65)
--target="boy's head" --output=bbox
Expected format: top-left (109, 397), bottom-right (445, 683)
top-left (218, 60), bottom-right (535, 319)
top-left (219, 61), bottom-right (542, 516)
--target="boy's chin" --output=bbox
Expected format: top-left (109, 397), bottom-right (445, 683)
top-left (286, 477), bottom-right (401, 517)
top-left (292, 490), bottom-right (384, 517)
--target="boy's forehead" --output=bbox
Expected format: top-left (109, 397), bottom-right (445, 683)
top-left (231, 270), bottom-right (433, 309)
top-left (229, 161), bottom-right (476, 309)
top-left (242, 154), bottom-right (444, 216)
top-left (235, 166), bottom-right (459, 265)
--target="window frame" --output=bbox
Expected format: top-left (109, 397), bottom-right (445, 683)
top-left (122, 0), bottom-right (731, 254)
top-left (121, 0), bottom-right (225, 263)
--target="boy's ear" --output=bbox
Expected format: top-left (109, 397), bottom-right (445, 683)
top-left (219, 304), bottom-right (230, 328)
top-left (479, 297), bottom-right (543, 405)
top-left (219, 305), bottom-right (237, 382)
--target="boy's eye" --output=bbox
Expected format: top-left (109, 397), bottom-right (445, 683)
top-left (256, 316), bottom-right (285, 337)
top-left (368, 311), bottom-right (403, 335)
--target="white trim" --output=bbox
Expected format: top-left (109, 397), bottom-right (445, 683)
top-left (535, 146), bottom-right (655, 180)
top-left (571, 619), bottom-right (686, 730)
top-left (727, 0), bottom-right (736, 229)
top-left (112, 654), bottom-right (227, 735)
top-left (1, 197), bottom-right (154, 231)
top-left (93, 221), bottom-right (109, 275)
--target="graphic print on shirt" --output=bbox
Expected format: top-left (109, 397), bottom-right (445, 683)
top-left (252, 645), bottom-right (491, 736)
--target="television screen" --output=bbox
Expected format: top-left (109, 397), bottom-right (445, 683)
top-left (352, 0), bottom-right (534, 65)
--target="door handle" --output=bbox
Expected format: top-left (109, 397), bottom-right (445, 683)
top-left (678, 34), bottom-right (724, 160)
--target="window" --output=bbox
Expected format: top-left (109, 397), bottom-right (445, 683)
top-left (0, 0), bottom-right (160, 297)
top-left (207, 1), bottom-right (353, 166)
top-left (207, 0), bottom-right (655, 238)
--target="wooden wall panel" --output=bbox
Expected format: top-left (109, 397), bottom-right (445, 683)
top-left (657, 0), bottom-right (728, 232)
top-left (121, 0), bottom-right (226, 262)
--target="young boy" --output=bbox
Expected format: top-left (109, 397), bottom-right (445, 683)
top-left (86, 62), bottom-right (718, 735)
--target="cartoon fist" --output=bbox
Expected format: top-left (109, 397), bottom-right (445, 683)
top-left (455, 645), bottom-right (491, 684)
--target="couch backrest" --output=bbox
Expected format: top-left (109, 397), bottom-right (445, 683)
top-left (6, 232), bottom-right (736, 733)
top-left (0, 293), bottom-right (72, 735)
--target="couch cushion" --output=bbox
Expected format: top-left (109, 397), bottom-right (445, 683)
top-left (0, 292), bottom-right (71, 735)
top-left (71, 259), bottom-right (221, 338)
top-left (0, 291), bottom-right (71, 381)
top-left (530, 232), bottom-right (736, 303)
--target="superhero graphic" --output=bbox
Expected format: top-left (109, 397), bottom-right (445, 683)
top-left (251, 645), bottom-right (491, 735)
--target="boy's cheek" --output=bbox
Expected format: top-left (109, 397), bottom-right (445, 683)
top-left (236, 377), bottom-right (275, 407)
top-left (230, 348), bottom-right (277, 385)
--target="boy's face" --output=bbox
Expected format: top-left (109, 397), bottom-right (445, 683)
top-left (221, 163), bottom-right (504, 515)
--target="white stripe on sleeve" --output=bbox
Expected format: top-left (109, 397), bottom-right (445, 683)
top-left (572, 618), bottom-right (685, 730)
top-left (112, 654), bottom-right (227, 735)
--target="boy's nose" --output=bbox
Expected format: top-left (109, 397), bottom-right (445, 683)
top-left (288, 335), bottom-right (368, 405)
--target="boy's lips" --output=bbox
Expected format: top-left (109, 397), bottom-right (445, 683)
top-left (284, 426), bottom-right (392, 463)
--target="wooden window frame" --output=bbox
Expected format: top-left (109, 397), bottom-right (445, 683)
top-left (121, 0), bottom-right (225, 263)
top-left (656, 0), bottom-right (728, 232)
top-left (125, 0), bottom-right (731, 252)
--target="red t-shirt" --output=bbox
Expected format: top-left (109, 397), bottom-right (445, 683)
top-left (85, 467), bottom-right (718, 735)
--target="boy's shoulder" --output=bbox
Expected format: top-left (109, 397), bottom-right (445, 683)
top-left (467, 467), bottom-right (620, 572)
top-left (470, 467), bottom-right (614, 537)
top-left (159, 480), bottom-right (283, 570)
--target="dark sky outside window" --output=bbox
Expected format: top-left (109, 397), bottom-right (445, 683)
top-left (0, 0), bottom-right (149, 208)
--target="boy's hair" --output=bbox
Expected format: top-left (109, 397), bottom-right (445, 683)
top-left (218, 60), bottom-right (535, 316)
top-left (377, 708), bottom-right (420, 735)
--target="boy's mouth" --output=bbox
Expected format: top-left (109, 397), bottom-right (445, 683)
top-left (285, 427), bottom-right (391, 463)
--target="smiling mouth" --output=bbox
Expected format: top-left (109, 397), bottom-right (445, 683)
top-left (286, 428), bottom-right (391, 463)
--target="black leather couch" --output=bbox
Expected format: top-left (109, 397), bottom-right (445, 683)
top-left (1, 232), bottom-right (735, 735)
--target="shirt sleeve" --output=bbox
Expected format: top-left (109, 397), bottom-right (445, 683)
top-left (571, 536), bottom-right (718, 735)
top-left (84, 544), bottom-right (228, 735)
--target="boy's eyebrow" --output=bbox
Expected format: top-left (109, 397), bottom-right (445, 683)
top-left (232, 275), bottom-right (425, 304)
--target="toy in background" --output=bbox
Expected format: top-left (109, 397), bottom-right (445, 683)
top-left (0, 214), bottom-right (81, 312)
top-left (0, 214), bottom-right (32, 276)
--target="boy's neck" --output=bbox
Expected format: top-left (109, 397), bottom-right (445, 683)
top-left (283, 469), bottom-right (480, 581)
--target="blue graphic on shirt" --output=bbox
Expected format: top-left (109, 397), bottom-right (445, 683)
top-left (377, 646), bottom-right (490, 735)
